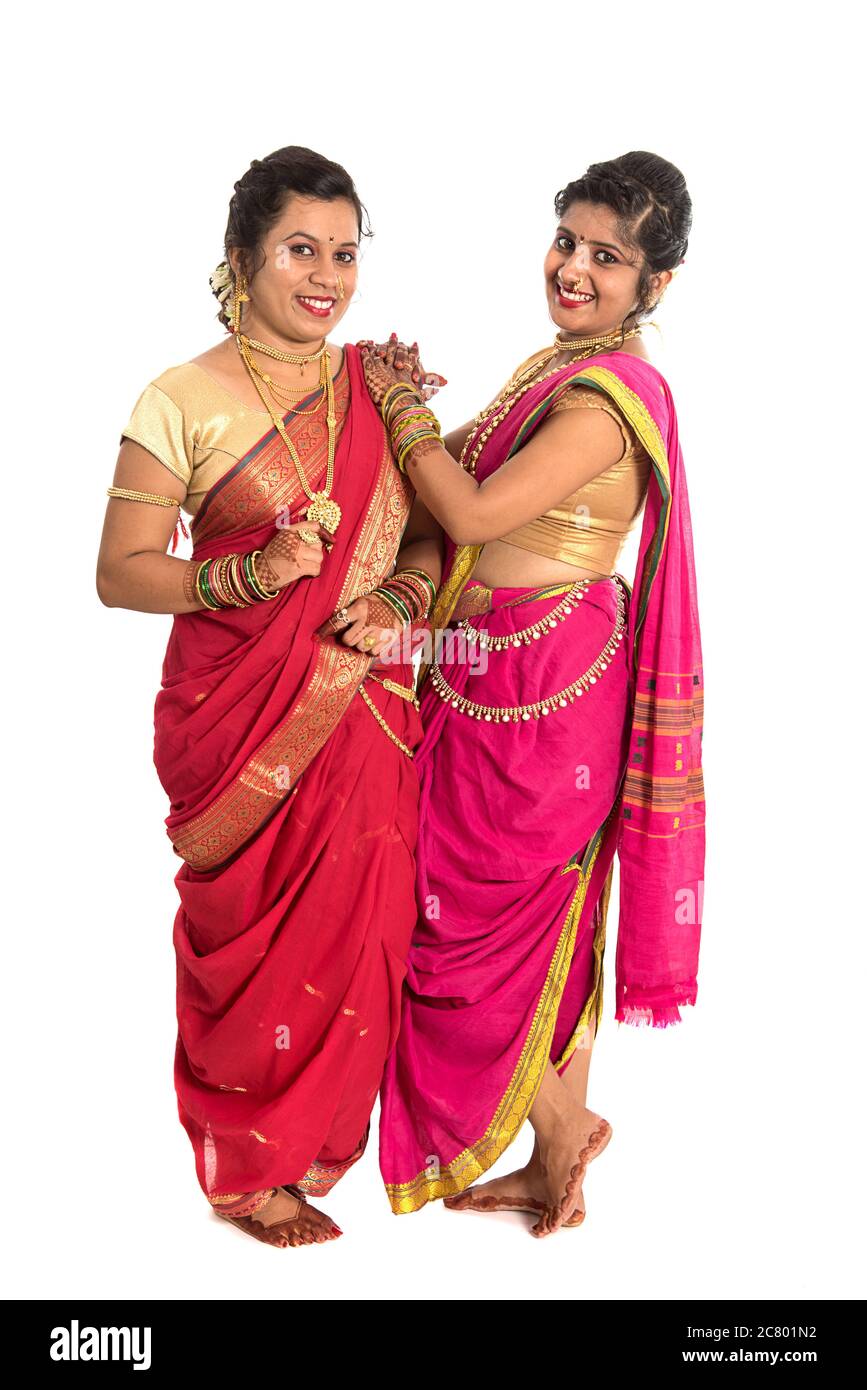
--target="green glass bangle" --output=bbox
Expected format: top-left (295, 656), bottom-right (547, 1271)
top-left (373, 586), bottom-right (412, 626)
top-left (198, 561), bottom-right (221, 610)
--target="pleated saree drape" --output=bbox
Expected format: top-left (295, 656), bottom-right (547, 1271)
top-left (153, 345), bottom-right (425, 1204)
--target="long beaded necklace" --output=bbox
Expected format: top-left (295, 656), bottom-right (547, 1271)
top-left (235, 334), bottom-right (343, 533)
top-left (431, 577), bottom-right (627, 723)
top-left (459, 324), bottom-right (642, 478)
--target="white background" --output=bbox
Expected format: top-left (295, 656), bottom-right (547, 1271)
top-left (2, 0), bottom-right (863, 1302)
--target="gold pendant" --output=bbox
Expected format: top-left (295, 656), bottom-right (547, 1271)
top-left (305, 492), bottom-right (342, 534)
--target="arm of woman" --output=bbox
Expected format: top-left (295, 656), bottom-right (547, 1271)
top-left (361, 342), bottom-right (626, 545)
top-left (392, 495), bottom-right (445, 590)
top-left (330, 496), bottom-right (444, 655)
top-left (96, 440), bottom-right (200, 613)
top-left (96, 440), bottom-right (330, 614)
top-left (406, 405), bottom-right (626, 545)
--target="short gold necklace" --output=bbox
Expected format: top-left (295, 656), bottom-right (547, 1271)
top-left (239, 333), bottom-right (327, 376)
top-left (459, 324), bottom-right (642, 477)
top-left (236, 335), bottom-right (342, 533)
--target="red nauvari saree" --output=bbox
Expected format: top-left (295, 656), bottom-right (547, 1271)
top-left (153, 344), bottom-right (425, 1203)
top-left (379, 350), bottom-right (705, 1212)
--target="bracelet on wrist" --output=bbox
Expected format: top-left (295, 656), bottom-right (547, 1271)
top-left (190, 550), bottom-right (280, 610)
top-left (370, 567), bottom-right (436, 625)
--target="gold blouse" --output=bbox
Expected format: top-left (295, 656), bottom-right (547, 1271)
top-left (120, 358), bottom-right (348, 518)
top-left (498, 384), bottom-right (651, 575)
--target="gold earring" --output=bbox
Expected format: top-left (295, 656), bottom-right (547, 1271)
top-left (231, 269), bottom-right (249, 335)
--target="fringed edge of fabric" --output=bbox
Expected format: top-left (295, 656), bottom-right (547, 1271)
top-left (614, 984), bottom-right (697, 1030)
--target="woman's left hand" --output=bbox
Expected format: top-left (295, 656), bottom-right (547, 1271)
top-left (326, 595), bottom-right (404, 658)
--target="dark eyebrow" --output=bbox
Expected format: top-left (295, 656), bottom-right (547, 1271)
top-left (556, 225), bottom-right (625, 257)
top-left (283, 229), bottom-right (359, 248)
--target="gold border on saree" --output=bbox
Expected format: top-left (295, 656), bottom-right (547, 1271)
top-left (384, 812), bottom-right (614, 1213)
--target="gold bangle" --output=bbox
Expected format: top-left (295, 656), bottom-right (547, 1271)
top-left (249, 551), bottom-right (279, 600)
top-left (381, 382), bottom-right (420, 421)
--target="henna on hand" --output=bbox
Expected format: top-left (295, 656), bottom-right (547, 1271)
top-left (182, 559), bottom-right (206, 608)
top-left (364, 591), bottom-right (406, 631)
top-left (360, 345), bottom-right (411, 405)
top-left (403, 436), bottom-right (445, 469)
top-left (259, 529), bottom-right (302, 589)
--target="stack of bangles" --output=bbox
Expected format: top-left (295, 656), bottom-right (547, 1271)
top-left (380, 383), bottom-right (443, 473)
top-left (183, 551), bottom-right (278, 610)
top-left (369, 567), bottom-right (437, 627)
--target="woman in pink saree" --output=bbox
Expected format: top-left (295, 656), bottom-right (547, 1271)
top-left (361, 151), bottom-right (705, 1236)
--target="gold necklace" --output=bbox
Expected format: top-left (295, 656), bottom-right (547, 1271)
top-left (554, 324), bottom-right (642, 351)
top-left (236, 336), bottom-right (342, 532)
top-left (459, 325), bottom-right (642, 477)
top-left (239, 333), bottom-right (327, 376)
top-left (242, 348), bottom-right (326, 419)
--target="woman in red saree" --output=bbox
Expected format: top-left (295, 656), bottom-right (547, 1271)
top-left (96, 147), bottom-right (444, 1246)
top-left (361, 152), bottom-right (705, 1236)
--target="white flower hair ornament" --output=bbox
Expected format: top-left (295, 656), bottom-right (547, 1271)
top-left (210, 260), bottom-right (236, 329)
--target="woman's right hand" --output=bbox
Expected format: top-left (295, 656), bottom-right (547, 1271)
top-left (256, 520), bottom-right (334, 591)
top-left (357, 336), bottom-right (447, 405)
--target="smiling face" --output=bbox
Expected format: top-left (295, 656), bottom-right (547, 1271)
top-left (229, 193), bottom-right (360, 348)
top-left (544, 200), bottom-right (665, 337)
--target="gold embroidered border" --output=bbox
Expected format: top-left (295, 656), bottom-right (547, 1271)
top-left (171, 436), bottom-right (413, 870)
top-left (417, 543), bottom-right (483, 689)
top-left (552, 859), bottom-right (614, 1072)
top-left (192, 370), bottom-right (351, 544)
top-left (571, 366), bottom-right (672, 649)
top-left (384, 829), bottom-right (609, 1214)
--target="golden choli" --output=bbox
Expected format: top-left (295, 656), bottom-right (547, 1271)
top-left (497, 382), bottom-right (651, 576)
top-left (120, 357), bottom-right (349, 518)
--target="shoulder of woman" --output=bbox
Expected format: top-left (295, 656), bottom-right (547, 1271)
top-left (148, 361), bottom-right (209, 405)
top-left (547, 383), bottom-right (641, 464)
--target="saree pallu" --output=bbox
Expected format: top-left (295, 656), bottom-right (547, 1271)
top-left (153, 344), bottom-right (424, 1202)
top-left (379, 350), bottom-right (705, 1213)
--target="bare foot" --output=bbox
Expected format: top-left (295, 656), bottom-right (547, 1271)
top-left (444, 1155), bottom-right (588, 1228)
top-left (530, 1107), bottom-right (612, 1239)
top-left (214, 1185), bottom-right (343, 1248)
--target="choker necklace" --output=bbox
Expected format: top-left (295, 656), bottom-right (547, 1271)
top-left (553, 324), bottom-right (642, 351)
top-left (238, 333), bottom-right (327, 376)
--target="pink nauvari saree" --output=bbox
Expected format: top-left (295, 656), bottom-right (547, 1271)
top-left (378, 349), bottom-right (705, 1212)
